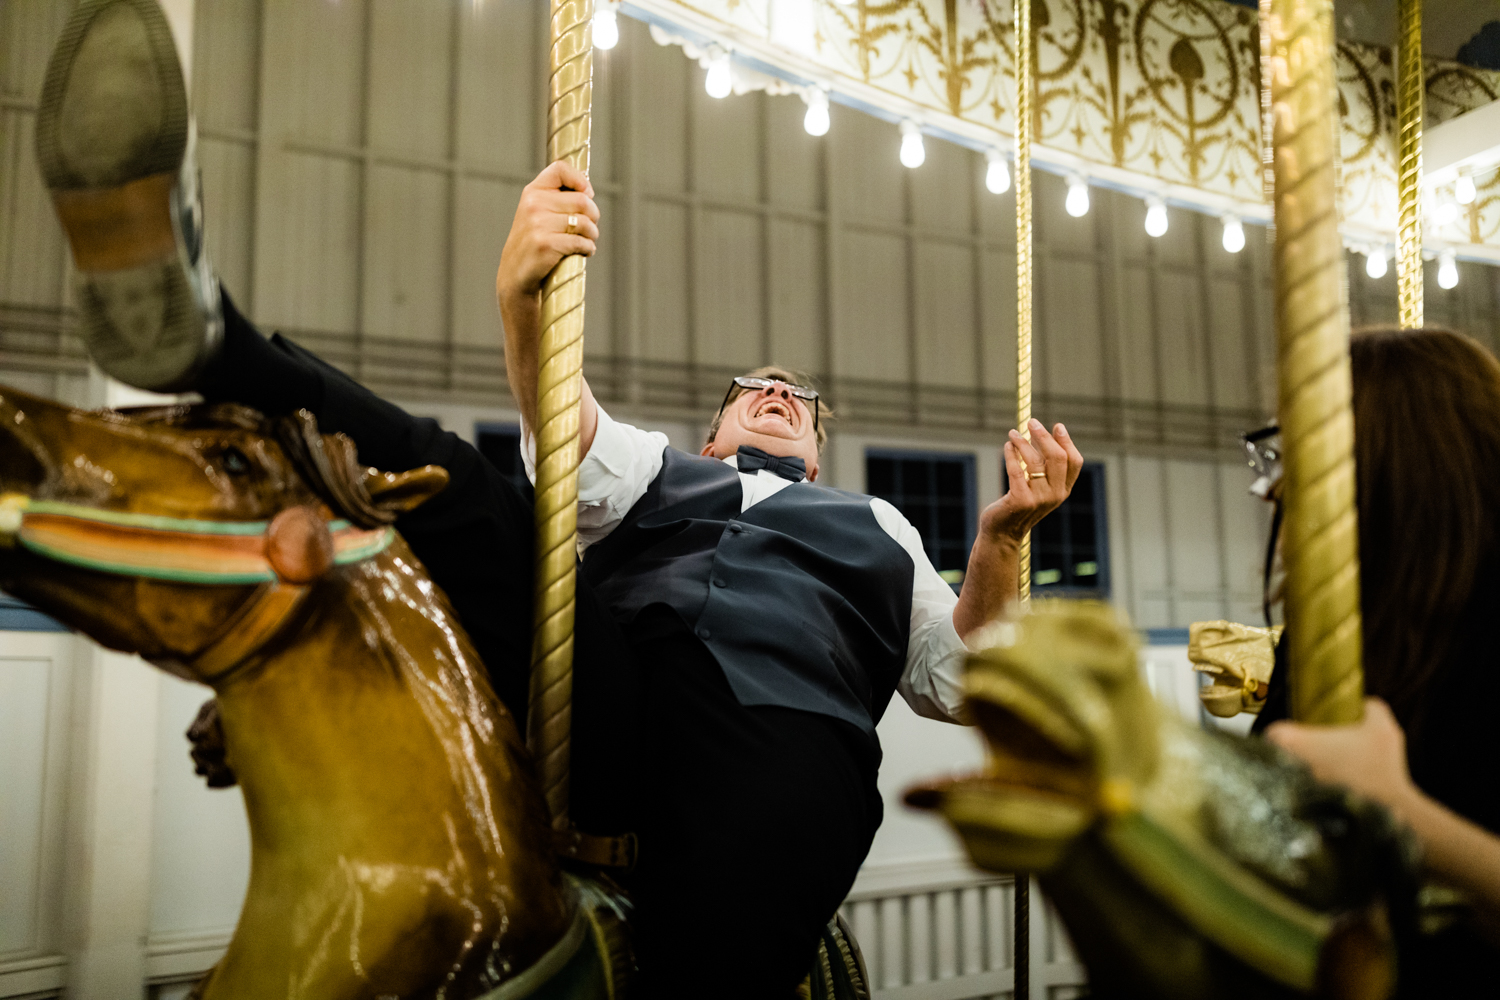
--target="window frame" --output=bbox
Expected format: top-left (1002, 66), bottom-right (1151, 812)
top-left (863, 447), bottom-right (979, 587)
top-left (1009, 459), bottom-right (1110, 598)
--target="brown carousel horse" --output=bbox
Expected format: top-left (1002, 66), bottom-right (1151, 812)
top-left (0, 385), bottom-right (633, 999)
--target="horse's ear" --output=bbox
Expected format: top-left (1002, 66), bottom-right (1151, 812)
top-left (361, 465), bottom-right (450, 514)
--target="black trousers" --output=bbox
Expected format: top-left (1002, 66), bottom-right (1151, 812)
top-left (203, 295), bottom-right (882, 996)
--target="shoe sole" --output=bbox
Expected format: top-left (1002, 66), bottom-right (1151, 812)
top-left (36, 0), bottom-right (187, 192)
top-left (36, 0), bottom-right (208, 393)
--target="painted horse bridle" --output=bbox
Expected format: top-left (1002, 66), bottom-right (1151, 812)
top-left (0, 493), bottom-right (393, 683)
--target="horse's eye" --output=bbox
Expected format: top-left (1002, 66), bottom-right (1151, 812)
top-left (221, 447), bottom-right (251, 475)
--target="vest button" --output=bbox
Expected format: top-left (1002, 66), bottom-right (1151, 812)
top-left (728, 523), bottom-right (743, 533)
top-left (713, 577), bottom-right (727, 588)
top-left (696, 627), bottom-right (711, 640)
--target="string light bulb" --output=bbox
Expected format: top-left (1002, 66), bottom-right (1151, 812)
top-left (1456, 174), bottom-right (1477, 205)
top-left (1221, 215), bottom-right (1245, 253)
top-left (899, 120), bottom-right (925, 168)
top-left (802, 87), bottom-right (829, 137)
top-left (705, 47), bottom-right (732, 99)
top-left (1365, 245), bottom-right (1388, 278)
top-left (1438, 250), bottom-right (1459, 289)
top-left (1144, 197), bottom-right (1168, 237)
top-left (1065, 176), bottom-right (1090, 217)
top-left (985, 150), bottom-right (1011, 194)
top-left (1433, 200), bottom-right (1460, 227)
top-left (592, 3), bottom-right (620, 49)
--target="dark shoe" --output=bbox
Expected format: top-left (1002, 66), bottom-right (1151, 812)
top-left (36, 0), bottom-right (222, 393)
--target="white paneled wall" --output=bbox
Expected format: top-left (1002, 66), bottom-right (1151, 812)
top-left (0, 633), bottom-right (73, 999)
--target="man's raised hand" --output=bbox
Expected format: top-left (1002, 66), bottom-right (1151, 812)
top-left (982, 419), bottom-right (1084, 545)
top-left (496, 160), bottom-right (601, 303)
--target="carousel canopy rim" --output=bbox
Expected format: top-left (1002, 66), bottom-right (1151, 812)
top-left (623, 0), bottom-right (1500, 265)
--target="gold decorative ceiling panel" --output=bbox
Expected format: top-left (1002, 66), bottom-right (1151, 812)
top-left (635, 0), bottom-right (1500, 256)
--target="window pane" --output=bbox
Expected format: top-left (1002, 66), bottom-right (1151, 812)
top-left (865, 450), bottom-right (977, 592)
top-left (936, 461), bottom-right (963, 495)
top-left (1029, 462), bottom-right (1108, 596)
top-left (937, 502), bottom-right (965, 541)
top-left (476, 424), bottom-right (529, 496)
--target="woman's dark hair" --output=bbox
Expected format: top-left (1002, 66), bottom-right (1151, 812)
top-left (1351, 326), bottom-right (1500, 738)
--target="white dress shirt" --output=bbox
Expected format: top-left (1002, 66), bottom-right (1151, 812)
top-left (524, 406), bottom-right (972, 724)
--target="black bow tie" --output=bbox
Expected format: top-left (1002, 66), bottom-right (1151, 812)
top-left (735, 445), bottom-right (806, 482)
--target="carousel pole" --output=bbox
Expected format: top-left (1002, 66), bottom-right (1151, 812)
top-left (529, 0), bottom-right (594, 831)
top-left (1395, 0), bottom-right (1424, 328)
top-left (1015, 0), bottom-right (1034, 611)
top-left (1265, 0), bottom-right (1364, 723)
top-left (1013, 0), bottom-right (1034, 993)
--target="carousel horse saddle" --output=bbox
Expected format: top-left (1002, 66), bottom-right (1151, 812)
top-left (908, 601), bottom-right (1421, 999)
top-left (475, 876), bottom-right (633, 1000)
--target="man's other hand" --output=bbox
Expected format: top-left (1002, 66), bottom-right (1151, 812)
top-left (952, 420), bottom-right (1083, 641)
top-left (496, 160), bottom-right (600, 303)
top-left (982, 419), bottom-right (1084, 545)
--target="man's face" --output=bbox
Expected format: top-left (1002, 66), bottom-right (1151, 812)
top-left (701, 380), bottom-right (821, 481)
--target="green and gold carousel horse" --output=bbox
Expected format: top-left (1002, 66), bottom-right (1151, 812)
top-left (908, 602), bottom-right (1417, 999)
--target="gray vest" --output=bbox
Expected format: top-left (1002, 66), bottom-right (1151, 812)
top-left (583, 448), bottom-right (915, 736)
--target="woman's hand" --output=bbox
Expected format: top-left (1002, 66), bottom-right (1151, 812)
top-left (1269, 697), bottom-right (1500, 944)
top-left (496, 160), bottom-right (601, 304)
top-left (1265, 697), bottom-right (1419, 819)
top-left (980, 420), bottom-right (1084, 547)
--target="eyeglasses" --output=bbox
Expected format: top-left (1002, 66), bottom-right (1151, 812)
top-left (716, 376), bottom-right (820, 433)
top-left (1242, 424), bottom-right (1281, 497)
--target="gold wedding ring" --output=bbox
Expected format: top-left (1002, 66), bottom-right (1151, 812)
top-left (566, 214), bottom-right (579, 235)
top-left (1028, 471), bottom-right (1047, 480)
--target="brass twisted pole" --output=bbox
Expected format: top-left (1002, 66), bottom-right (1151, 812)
top-left (529, 0), bottom-right (594, 831)
top-left (1015, 0), bottom-right (1033, 608)
top-left (1265, 0), bottom-right (1364, 724)
top-left (1395, 0), bottom-right (1424, 328)
top-left (1012, 4), bottom-right (1036, 995)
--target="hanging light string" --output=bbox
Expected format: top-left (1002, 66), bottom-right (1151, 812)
top-left (530, 0), bottom-right (595, 832)
top-left (1266, 0), bottom-right (1365, 724)
top-left (1396, 0), bottom-right (1424, 328)
top-left (1015, 0), bottom-right (1034, 607)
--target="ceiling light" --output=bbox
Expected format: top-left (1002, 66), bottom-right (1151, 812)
top-left (705, 48), bottom-right (732, 99)
top-left (1456, 174), bottom-right (1477, 205)
top-left (899, 120), bottom-right (925, 168)
top-left (802, 88), bottom-right (829, 137)
top-left (1438, 250), bottom-right (1459, 289)
top-left (1144, 198), bottom-right (1168, 237)
top-left (1365, 245), bottom-right (1388, 278)
top-left (592, 4), bottom-right (620, 49)
top-left (1433, 200), bottom-right (1460, 227)
top-left (1221, 216), bottom-right (1245, 253)
top-left (985, 150), bottom-right (1011, 194)
top-left (1065, 176), bottom-right (1090, 217)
